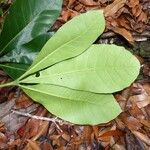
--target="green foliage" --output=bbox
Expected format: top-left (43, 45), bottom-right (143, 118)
top-left (0, 0), bottom-right (62, 78)
top-left (22, 44), bottom-right (140, 93)
top-left (19, 10), bottom-right (105, 79)
top-left (0, 63), bottom-right (29, 79)
top-left (0, 10), bottom-right (140, 125)
top-left (21, 84), bottom-right (121, 125)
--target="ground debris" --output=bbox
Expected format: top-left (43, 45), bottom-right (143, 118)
top-left (0, 0), bottom-right (150, 149)
top-left (55, 0), bottom-right (150, 44)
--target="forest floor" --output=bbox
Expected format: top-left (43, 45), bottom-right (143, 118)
top-left (0, 0), bottom-right (150, 149)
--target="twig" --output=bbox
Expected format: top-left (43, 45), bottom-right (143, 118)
top-left (12, 110), bottom-right (62, 123)
top-left (11, 110), bottom-right (69, 132)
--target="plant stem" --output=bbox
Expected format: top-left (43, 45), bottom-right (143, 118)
top-left (0, 81), bottom-right (17, 88)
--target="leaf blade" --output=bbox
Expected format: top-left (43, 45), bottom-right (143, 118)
top-left (20, 10), bottom-right (105, 78)
top-left (22, 44), bottom-right (140, 93)
top-left (0, 0), bottom-right (62, 56)
top-left (21, 84), bottom-right (121, 125)
top-left (0, 63), bottom-right (29, 79)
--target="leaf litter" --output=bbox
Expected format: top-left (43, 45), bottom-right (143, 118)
top-left (0, 0), bottom-right (150, 149)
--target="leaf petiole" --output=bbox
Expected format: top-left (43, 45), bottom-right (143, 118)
top-left (0, 81), bottom-right (18, 88)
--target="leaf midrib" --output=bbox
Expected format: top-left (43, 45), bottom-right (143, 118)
top-left (21, 85), bottom-right (109, 105)
top-left (23, 65), bottom-right (137, 81)
top-left (25, 22), bottom-right (98, 75)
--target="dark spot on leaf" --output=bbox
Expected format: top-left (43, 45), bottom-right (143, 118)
top-left (35, 72), bottom-right (40, 77)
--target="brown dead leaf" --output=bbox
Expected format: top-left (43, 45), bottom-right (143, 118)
top-left (19, 107), bottom-right (48, 139)
top-left (15, 94), bottom-right (33, 109)
top-left (60, 9), bottom-right (79, 22)
top-left (32, 121), bottom-right (49, 141)
top-left (104, 0), bottom-right (126, 17)
top-left (120, 114), bottom-right (142, 130)
top-left (61, 10), bottom-right (72, 22)
top-left (125, 128), bottom-right (145, 150)
top-left (41, 141), bottom-right (53, 150)
top-left (132, 5), bottom-right (142, 18)
top-left (8, 139), bottom-right (21, 149)
top-left (129, 90), bottom-right (150, 108)
top-left (0, 132), bottom-right (7, 148)
top-left (132, 131), bottom-right (150, 146)
top-left (117, 16), bottom-right (132, 29)
top-left (128, 0), bottom-right (139, 8)
top-left (129, 102), bottom-right (145, 119)
top-left (82, 126), bottom-right (93, 142)
top-left (74, 3), bottom-right (83, 11)
top-left (68, 0), bottom-right (76, 8)
top-left (99, 130), bottom-right (124, 138)
top-left (92, 126), bottom-right (99, 138)
top-left (140, 119), bottom-right (150, 128)
top-left (27, 139), bottom-right (41, 150)
top-left (112, 27), bottom-right (134, 43)
top-left (62, 133), bottom-right (70, 142)
top-left (78, 0), bottom-right (99, 6)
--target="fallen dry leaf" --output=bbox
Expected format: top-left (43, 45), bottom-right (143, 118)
top-left (78, 0), bottom-right (99, 6)
top-left (104, 0), bottom-right (126, 17)
top-left (27, 139), bottom-right (41, 150)
top-left (0, 132), bottom-right (7, 149)
top-left (112, 27), bottom-right (134, 43)
top-left (132, 130), bottom-right (150, 146)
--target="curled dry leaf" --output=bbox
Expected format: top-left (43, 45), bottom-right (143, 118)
top-left (112, 27), bottom-right (134, 43)
top-left (78, 0), bottom-right (99, 6)
top-left (32, 121), bottom-right (49, 141)
top-left (132, 131), bottom-right (150, 146)
top-left (129, 84), bottom-right (150, 108)
top-left (125, 129), bottom-right (145, 150)
top-left (41, 141), bottom-right (53, 150)
top-left (82, 126), bottom-right (93, 143)
top-left (27, 139), bottom-right (41, 150)
top-left (60, 10), bottom-right (74, 22)
top-left (62, 133), bottom-right (71, 142)
top-left (104, 0), bottom-right (126, 17)
top-left (128, 0), bottom-right (139, 8)
top-left (15, 94), bottom-right (33, 109)
top-left (129, 102), bottom-right (145, 120)
top-left (0, 132), bottom-right (7, 149)
top-left (68, 0), bottom-right (76, 7)
top-left (120, 114), bottom-right (142, 130)
top-left (140, 119), bottom-right (150, 128)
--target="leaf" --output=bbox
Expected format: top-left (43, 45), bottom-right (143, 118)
top-left (78, 0), bottom-right (99, 6)
top-left (112, 27), bottom-right (134, 43)
top-left (19, 10), bottom-right (105, 79)
top-left (0, 33), bottom-right (53, 79)
top-left (104, 0), bottom-right (126, 17)
top-left (21, 84), bottom-right (122, 125)
top-left (22, 44), bottom-right (140, 93)
top-left (0, 63), bottom-right (29, 79)
top-left (0, 0), bottom-right (62, 56)
top-left (0, 33), bottom-right (53, 65)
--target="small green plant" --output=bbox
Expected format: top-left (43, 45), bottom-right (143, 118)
top-left (0, 10), bottom-right (140, 125)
